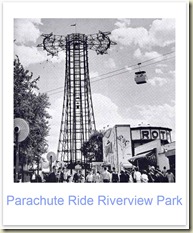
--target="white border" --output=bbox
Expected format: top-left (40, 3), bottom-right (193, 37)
top-left (2, 1), bottom-right (189, 229)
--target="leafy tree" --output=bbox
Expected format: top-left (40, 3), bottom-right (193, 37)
top-left (81, 131), bottom-right (104, 162)
top-left (14, 56), bottom-right (51, 168)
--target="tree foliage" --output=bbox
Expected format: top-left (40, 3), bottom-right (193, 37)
top-left (81, 131), bottom-right (104, 162)
top-left (14, 56), bottom-right (51, 166)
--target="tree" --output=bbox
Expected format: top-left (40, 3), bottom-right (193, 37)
top-left (14, 56), bottom-right (51, 168)
top-left (81, 131), bottom-right (104, 162)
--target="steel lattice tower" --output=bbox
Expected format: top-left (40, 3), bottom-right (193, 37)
top-left (58, 33), bottom-right (96, 164)
top-left (38, 31), bottom-right (116, 167)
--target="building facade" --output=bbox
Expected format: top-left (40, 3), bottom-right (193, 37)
top-left (103, 125), bottom-right (133, 173)
top-left (130, 139), bottom-right (170, 171)
top-left (131, 126), bottom-right (172, 149)
top-left (103, 124), bottom-right (174, 172)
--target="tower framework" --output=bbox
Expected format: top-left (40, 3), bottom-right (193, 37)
top-left (58, 33), bottom-right (96, 164)
top-left (38, 31), bottom-right (116, 168)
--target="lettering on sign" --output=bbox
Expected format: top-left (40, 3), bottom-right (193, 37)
top-left (141, 130), bottom-right (171, 141)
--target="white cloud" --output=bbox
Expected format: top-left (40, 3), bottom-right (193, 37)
top-left (111, 27), bottom-right (149, 48)
top-left (167, 70), bottom-right (175, 80)
top-left (149, 18), bottom-right (175, 47)
top-left (148, 77), bottom-right (167, 86)
top-left (144, 51), bottom-right (162, 60)
top-left (47, 51), bottom-right (65, 63)
top-left (14, 44), bottom-right (48, 67)
top-left (90, 71), bottom-right (99, 79)
top-left (155, 68), bottom-right (163, 74)
top-left (14, 44), bottom-right (65, 67)
top-left (143, 51), bottom-right (163, 61)
top-left (14, 19), bottom-right (51, 67)
top-left (104, 58), bottom-right (116, 69)
top-left (133, 48), bottom-right (142, 58)
top-left (14, 18), bottom-right (42, 44)
top-left (46, 97), bottom-right (63, 153)
top-left (112, 18), bottom-right (175, 48)
top-left (134, 48), bottom-right (162, 60)
top-left (92, 93), bottom-right (143, 130)
top-left (125, 65), bottom-right (132, 71)
top-left (115, 18), bottom-right (131, 28)
top-left (136, 103), bottom-right (175, 136)
top-left (169, 70), bottom-right (175, 76)
top-left (156, 64), bottom-right (168, 68)
top-left (14, 19), bottom-right (65, 67)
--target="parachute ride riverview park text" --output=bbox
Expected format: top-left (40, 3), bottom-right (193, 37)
top-left (6, 194), bottom-right (183, 206)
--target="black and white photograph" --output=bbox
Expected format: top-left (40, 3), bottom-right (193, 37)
top-left (13, 18), bottom-right (176, 183)
top-left (2, 1), bottom-right (189, 228)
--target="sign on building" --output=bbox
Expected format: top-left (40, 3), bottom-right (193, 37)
top-left (103, 125), bottom-right (133, 172)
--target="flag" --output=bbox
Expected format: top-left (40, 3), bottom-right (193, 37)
top-left (71, 24), bottom-right (76, 26)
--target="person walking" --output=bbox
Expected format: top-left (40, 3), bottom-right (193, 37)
top-left (102, 167), bottom-right (111, 183)
top-left (73, 170), bottom-right (81, 183)
top-left (63, 167), bottom-right (69, 183)
top-left (79, 170), bottom-right (85, 183)
top-left (112, 167), bottom-right (119, 183)
top-left (48, 166), bottom-right (57, 183)
top-left (57, 167), bottom-right (64, 183)
top-left (86, 171), bottom-right (93, 183)
top-left (162, 166), bottom-right (168, 182)
top-left (93, 171), bottom-right (100, 183)
top-left (166, 170), bottom-right (175, 182)
top-left (119, 170), bottom-right (126, 182)
top-left (124, 170), bottom-right (130, 183)
top-left (133, 167), bottom-right (141, 183)
top-left (31, 171), bottom-right (36, 183)
top-left (141, 170), bottom-right (149, 183)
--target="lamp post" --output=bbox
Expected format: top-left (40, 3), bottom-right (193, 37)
top-left (14, 118), bottom-right (29, 183)
top-left (47, 152), bottom-right (56, 173)
top-left (14, 126), bottom-right (20, 182)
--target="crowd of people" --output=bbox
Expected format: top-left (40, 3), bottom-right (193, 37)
top-left (29, 165), bottom-right (175, 183)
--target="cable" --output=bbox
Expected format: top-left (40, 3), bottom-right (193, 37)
top-left (90, 50), bottom-right (175, 80)
top-left (92, 55), bottom-right (175, 83)
top-left (48, 55), bottom-right (175, 96)
top-left (46, 50), bottom-right (175, 93)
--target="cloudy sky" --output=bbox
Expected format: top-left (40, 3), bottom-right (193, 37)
top-left (14, 18), bottom-right (175, 153)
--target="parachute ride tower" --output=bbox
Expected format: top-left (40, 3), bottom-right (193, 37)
top-left (38, 30), bottom-right (116, 167)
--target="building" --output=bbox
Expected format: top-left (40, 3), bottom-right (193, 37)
top-left (129, 139), bottom-right (170, 171)
top-left (103, 125), bottom-right (133, 173)
top-left (162, 141), bottom-right (176, 175)
top-left (102, 124), bottom-right (174, 173)
top-left (131, 125), bottom-right (172, 149)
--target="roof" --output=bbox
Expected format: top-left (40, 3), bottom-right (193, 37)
top-left (131, 126), bottom-right (172, 131)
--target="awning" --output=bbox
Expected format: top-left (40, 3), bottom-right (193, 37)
top-left (129, 148), bottom-right (157, 165)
